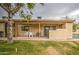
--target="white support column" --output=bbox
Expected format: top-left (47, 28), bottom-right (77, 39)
top-left (65, 23), bottom-right (73, 39)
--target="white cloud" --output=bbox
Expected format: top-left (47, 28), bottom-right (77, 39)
top-left (68, 9), bottom-right (79, 16)
top-left (1, 3), bottom-right (79, 20)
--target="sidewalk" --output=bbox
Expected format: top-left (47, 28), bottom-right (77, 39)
top-left (0, 37), bottom-right (79, 41)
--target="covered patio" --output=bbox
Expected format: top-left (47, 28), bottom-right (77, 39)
top-left (14, 21), bottom-right (43, 37)
top-left (0, 19), bottom-right (74, 40)
top-left (13, 20), bottom-right (66, 38)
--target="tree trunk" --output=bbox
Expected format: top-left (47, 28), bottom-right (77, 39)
top-left (7, 14), bottom-right (13, 44)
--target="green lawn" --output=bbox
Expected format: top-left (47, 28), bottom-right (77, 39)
top-left (0, 40), bottom-right (79, 55)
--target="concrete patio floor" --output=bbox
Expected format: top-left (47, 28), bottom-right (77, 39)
top-left (0, 37), bottom-right (79, 41)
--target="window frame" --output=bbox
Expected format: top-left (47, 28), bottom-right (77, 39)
top-left (21, 25), bottom-right (30, 31)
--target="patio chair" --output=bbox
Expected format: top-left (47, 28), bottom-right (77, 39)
top-left (28, 32), bottom-right (33, 37)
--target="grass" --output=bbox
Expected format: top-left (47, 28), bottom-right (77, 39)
top-left (0, 40), bottom-right (79, 55)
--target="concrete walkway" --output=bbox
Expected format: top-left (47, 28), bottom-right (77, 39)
top-left (0, 37), bottom-right (79, 41)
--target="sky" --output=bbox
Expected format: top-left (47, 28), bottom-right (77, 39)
top-left (1, 3), bottom-right (79, 22)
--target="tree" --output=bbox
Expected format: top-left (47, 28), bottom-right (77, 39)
top-left (0, 3), bottom-right (36, 43)
top-left (20, 3), bottom-right (44, 20)
top-left (0, 3), bottom-right (43, 43)
top-left (73, 23), bottom-right (78, 31)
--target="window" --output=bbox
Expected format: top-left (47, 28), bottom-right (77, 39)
top-left (59, 24), bottom-right (62, 29)
top-left (0, 31), bottom-right (4, 37)
top-left (52, 26), bottom-right (56, 30)
top-left (21, 25), bottom-right (29, 31)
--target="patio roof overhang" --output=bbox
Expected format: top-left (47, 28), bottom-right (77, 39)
top-left (0, 19), bottom-right (74, 24)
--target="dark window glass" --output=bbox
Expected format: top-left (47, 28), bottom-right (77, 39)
top-left (52, 26), bottom-right (56, 30)
top-left (59, 24), bottom-right (62, 28)
top-left (21, 25), bottom-right (29, 31)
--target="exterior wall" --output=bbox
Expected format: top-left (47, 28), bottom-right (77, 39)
top-left (65, 23), bottom-right (73, 39)
top-left (49, 29), bottom-right (67, 39)
top-left (17, 25), bottom-right (24, 36)
top-left (0, 23), bottom-right (5, 37)
top-left (0, 23), bottom-right (5, 31)
top-left (49, 22), bottom-right (73, 39)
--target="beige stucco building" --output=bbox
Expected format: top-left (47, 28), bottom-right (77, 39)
top-left (0, 19), bottom-right (74, 40)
